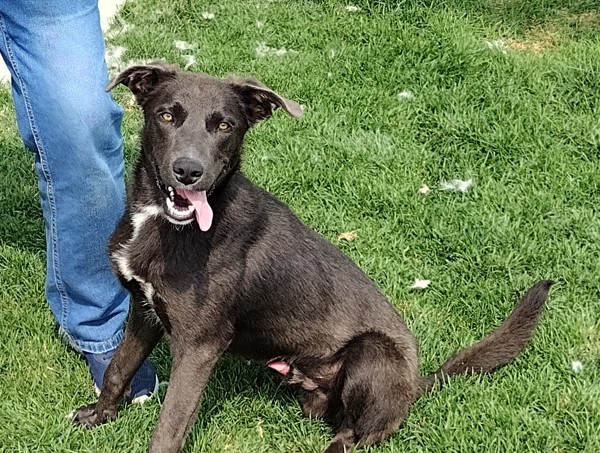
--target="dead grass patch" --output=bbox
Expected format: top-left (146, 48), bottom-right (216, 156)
top-left (504, 9), bottom-right (598, 54)
top-left (557, 9), bottom-right (598, 28)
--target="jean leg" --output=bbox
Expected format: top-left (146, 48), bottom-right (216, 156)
top-left (0, 0), bottom-right (129, 353)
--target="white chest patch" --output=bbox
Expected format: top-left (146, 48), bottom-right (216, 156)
top-left (130, 205), bottom-right (162, 241)
top-left (111, 204), bottom-right (162, 295)
top-left (112, 206), bottom-right (163, 280)
top-left (134, 275), bottom-right (156, 303)
top-left (110, 204), bottom-right (165, 328)
top-left (114, 252), bottom-right (135, 281)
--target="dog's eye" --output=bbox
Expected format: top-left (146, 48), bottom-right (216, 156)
top-left (160, 112), bottom-right (174, 123)
top-left (218, 122), bottom-right (231, 132)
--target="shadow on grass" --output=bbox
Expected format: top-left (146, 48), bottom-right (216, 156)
top-left (0, 146), bottom-right (45, 255)
top-left (150, 340), bottom-right (302, 431)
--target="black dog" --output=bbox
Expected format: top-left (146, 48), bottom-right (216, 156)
top-left (72, 62), bottom-right (553, 453)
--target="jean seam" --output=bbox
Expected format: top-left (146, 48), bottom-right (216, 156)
top-left (0, 14), bottom-right (72, 335)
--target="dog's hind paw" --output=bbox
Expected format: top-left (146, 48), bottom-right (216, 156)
top-left (70, 403), bottom-right (117, 428)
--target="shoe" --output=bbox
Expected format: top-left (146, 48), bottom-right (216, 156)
top-left (83, 350), bottom-right (158, 404)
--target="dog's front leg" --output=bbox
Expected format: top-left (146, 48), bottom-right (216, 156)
top-left (149, 336), bottom-right (229, 453)
top-left (72, 297), bottom-right (163, 427)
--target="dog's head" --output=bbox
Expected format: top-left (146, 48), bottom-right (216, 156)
top-left (108, 62), bottom-right (302, 229)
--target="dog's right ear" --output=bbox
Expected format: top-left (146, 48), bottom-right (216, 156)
top-left (106, 61), bottom-right (178, 103)
top-left (229, 76), bottom-right (303, 126)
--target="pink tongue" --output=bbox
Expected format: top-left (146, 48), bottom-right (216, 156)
top-left (180, 189), bottom-right (213, 231)
top-left (267, 361), bottom-right (290, 375)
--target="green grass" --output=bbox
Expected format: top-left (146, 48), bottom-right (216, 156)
top-left (1, 0), bottom-right (599, 451)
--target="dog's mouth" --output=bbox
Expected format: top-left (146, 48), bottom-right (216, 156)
top-left (164, 186), bottom-right (213, 231)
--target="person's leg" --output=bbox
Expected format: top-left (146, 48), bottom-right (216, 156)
top-left (0, 0), bottom-right (155, 397)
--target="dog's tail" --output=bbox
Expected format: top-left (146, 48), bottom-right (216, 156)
top-left (417, 280), bottom-right (553, 398)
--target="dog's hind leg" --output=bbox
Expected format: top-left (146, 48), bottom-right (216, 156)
top-left (323, 331), bottom-right (419, 453)
top-left (296, 363), bottom-right (341, 418)
top-left (299, 387), bottom-right (330, 418)
top-left (323, 427), bottom-right (355, 453)
top-left (72, 286), bottom-right (163, 427)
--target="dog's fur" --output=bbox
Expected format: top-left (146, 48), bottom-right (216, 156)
top-left (72, 62), bottom-right (553, 453)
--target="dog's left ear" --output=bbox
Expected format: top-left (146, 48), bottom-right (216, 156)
top-left (106, 61), bottom-right (178, 104)
top-left (229, 76), bottom-right (303, 126)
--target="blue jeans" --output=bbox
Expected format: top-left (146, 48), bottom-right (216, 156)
top-left (0, 0), bottom-right (129, 353)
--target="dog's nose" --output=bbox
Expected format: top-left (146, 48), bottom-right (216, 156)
top-left (172, 157), bottom-right (204, 186)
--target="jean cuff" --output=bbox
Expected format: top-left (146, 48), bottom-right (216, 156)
top-left (59, 326), bottom-right (123, 354)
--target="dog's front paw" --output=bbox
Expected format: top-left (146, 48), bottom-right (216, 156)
top-left (70, 403), bottom-right (117, 428)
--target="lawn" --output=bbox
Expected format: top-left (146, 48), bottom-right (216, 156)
top-left (1, 0), bottom-right (599, 451)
